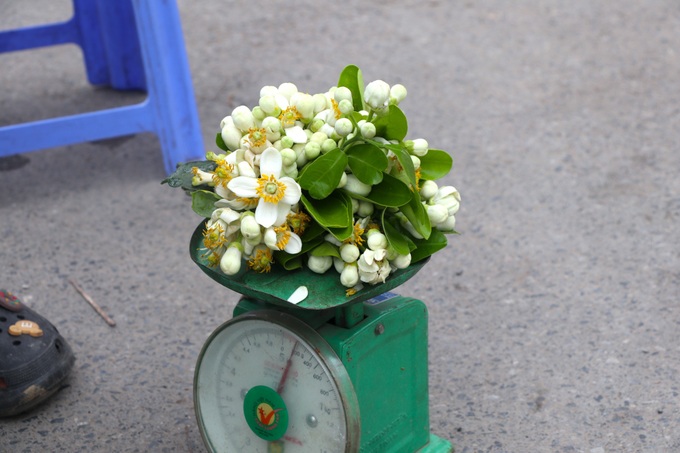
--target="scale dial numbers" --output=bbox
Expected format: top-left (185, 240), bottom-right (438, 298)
top-left (194, 311), bottom-right (359, 453)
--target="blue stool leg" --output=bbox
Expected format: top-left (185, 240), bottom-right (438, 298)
top-left (131, 0), bottom-right (205, 173)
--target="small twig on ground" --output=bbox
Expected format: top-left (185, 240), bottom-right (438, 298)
top-left (68, 279), bottom-right (116, 327)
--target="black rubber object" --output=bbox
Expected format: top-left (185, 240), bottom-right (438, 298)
top-left (0, 290), bottom-right (75, 417)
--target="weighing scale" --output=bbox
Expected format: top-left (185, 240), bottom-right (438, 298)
top-left (189, 222), bottom-right (453, 453)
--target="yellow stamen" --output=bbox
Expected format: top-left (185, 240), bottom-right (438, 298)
top-left (344, 222), bottom-right (365, 246)
top-left (203, 223), bottom-right (226, 250)
top-left (247, 127), bottom-right (267, 148)
top-left (248, 248), bottom-right (274, 273)
top-left (287, 211), bottom-right (311, 235)
top-left (212, 161), bottom-right (234, 187)
top-left (279, 106), bottom-right (301, 128)
top-left (205, 251), bottom-right (221, 268)
top-left (274, 225), bottom-right (292, 250)
top-left (331, 99), bottom-right (342, 120)
top-left (256, 175), bottom-right (286, 204)
top-left (346, 287), bottom-right (358, 296)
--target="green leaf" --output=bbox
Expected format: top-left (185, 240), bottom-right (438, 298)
top-left (310, 242), bottom-right (341, 259)
top-left (399, 192), bottom-right (431, 239)
top-left (300, 192), bottom-right (352, 229)
top-left (348, 172), bottom-right (412, 207)
top-left (327, 224), bottom-right (353, 242)
top-left (345, 143), bottom-right (388, 185)
top-left (419, 149), bottom-right (453, 180)
top-left (384, 143), bottom-right (417, 189)
top-left (191, 190), bottom-right (220, 218)
top-left (275, 232), bottom-right (325, 270)
top-left (161, 160), bottom-right (216, 190)
top-left (337, 65), bottom-right (365, 113)
top-left (382, 211), bottom-right (416, 255)
top-left (215, 132), bottom-right (228, 151)
top-left (297, 148), bottom-right (348, 200)
top-left (410, 229), bottom-right (448, 263)
top-left (373, 105), bottom-right (408, 141)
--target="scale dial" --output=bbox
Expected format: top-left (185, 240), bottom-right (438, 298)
top-left (194, 310), bottom-right (360, 453)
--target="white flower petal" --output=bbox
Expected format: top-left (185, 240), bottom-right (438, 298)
top-left (287, 286), bottom-right (308, 304)
top-left (279, 177), bottom-right (302, 205)
top-left (259, 148), bottom-right (282, 178)
top-left (285, 125), bottom-right (308, 144)
top-left (227, 176), bottom-right (258, 198)
top-left (255, 200), bottom-right (278, 228)
top-left (283, 232), bottom-right (302, 254)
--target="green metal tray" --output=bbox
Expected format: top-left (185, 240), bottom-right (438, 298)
top-left (189, 221), bottom-right (428, 310)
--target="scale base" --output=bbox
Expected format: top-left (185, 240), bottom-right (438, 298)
top-left (418, 434), bottom-right (453, 452)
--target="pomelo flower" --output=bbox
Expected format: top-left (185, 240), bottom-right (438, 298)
top-left (227, 148), bottom-right (301, 228)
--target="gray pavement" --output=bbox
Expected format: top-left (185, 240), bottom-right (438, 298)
top-left (1, 1), bottom-right (680, 452)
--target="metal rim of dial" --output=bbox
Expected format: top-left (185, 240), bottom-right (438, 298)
top-left (194, 309), bottom-right (361, 453)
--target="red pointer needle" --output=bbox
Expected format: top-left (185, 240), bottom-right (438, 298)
top-left (277, 342), bottom-right (298, 394)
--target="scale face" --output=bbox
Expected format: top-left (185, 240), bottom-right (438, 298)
top-left (194, 310), bottom-right (360, 452)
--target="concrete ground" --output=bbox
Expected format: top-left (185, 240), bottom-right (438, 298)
top-left (2, 1), bottom-right (679, 452)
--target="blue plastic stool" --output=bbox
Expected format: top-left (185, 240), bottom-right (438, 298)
top-left (0, 0), bottom-right (204, 174)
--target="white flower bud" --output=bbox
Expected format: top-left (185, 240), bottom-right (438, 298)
top-left (340, 263), bottom-right (359, 287)
top-left (259, 95), bottom-right (281, 116)
top-left (357, 200), bottom-right (374, 217)
top-left (406, 138), bottom-right (428, 157)
top-left (364, 80), bottom-right (390, 110)
top-left (240, 213), bottom-right (261, 240)
top-left (343, 174), bottom-right (371, 196)
top-left (411, 155), bottom-right (421, 170)
top-left (433, 186), bottom-right (461, 215)
top-left (310, 131), bottom-right (328, 144)
top-left (334, 86), bottom-right (353, 104)
top-left (252, 106), bottom-right (266, 121)
top-left (333, 257), bottom-right (345, 273)
top-left (231, 105), bottom-right (255, 132)
top-left (304, 141), bottom-right (321, 160)
top-left (334, 118), bottom-right (353, 137)
top-left (336, 171), bottom-right (347, 189)
top-left (280, 148), bottom-right (297, 167)
top-left (321, 138), bottom-right (337, 154)
top-left (366, 229), bottom-right (388, 251)
top-left (307, 255), bottom-right (333, 274)
top-left (237, 161), bottom-right (256, 178)
top-left (221, 124), bottom-right (242, 151)
top-left (340, 243), bottom-right (360, 263)
top-left (437, 214), bottom-right (457, 232)
top-left (359, 121), bottom-right (376, 139)
top-left (278, 82), bottom-right (298, 100)
top-left (391, 253), bottom-right (412, 269)
top-left (390, 84), bottom-right (407, 104)
top-left (338, 99), bottom-right (354, 115)
top-left (260, 85), bottom-right (278, 97)
top-left (220, 243), bottom-right (243, 275)
top-left (292, 92), bottom-right (315, 120)
top-left (280, 135), bottom-right (294, 149)
top-left (312, 93), bottom-right (328, 113)
top-left (427, 204), bottom-right (449, 225)
top-left (220, 115), bottom-right (234, 129)
top-left (420, 180), bottom-right (438, 200)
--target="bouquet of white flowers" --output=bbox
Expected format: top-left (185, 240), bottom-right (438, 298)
top-left (164, 65), bottom-right (460, 296)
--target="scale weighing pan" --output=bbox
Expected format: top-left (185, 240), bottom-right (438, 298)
top-left (189, 221), bottom-right (428, 310)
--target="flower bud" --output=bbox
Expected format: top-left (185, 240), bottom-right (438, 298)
top-left (391, 253), bottom-right (412, 269)
top-left (389, 84), bottom-right (407, 104)
top-left (337, 172), bottom-right (347, 189)
top-left (437, 214), bottom-right (457, 232)
top-left (411, 155), bottom-right (421, 170)
top-left (357, 200), bottom-right (374, 217)
top-left (420, 180), bottom-right (438, 200)
top-left (221, 124), bottom-right (243, 151)
top-left (406, 138), bottom-right (428, 157)
top-left (334, 86), bottom-right (353, 104)
top-left (307, 255), bottom-right (333, 274)
top-left (278, 82), bottom-right (298, 100)
top-left (340, 263), bottom-right (359, 287)
top-left (333, 257), bottom-right (345, 273)
top-left (321, 138), bottom-right (337, 154)
top-left (252, 106), bottom-right (266, 121)
top-left (334, 118), bottom-right (353, 137)
top-left (343, 174), bottom-right (371, 196)
top-left (366, 229), bottom-right (388, 251)
top-left (280, 135), bottom-right (294, 149)
top-left (434, 186), bottom-right (461, 215)
top-left (312, 93), bottom-right (329, 113)
top-left (364, 80), bottom-right (390, 110)
top-left (259, 95), bottom-right (280, 116)
top-left (280, 148), bottom-right (297, 167)
top-left (359, 121), bottom-right (376, 139)
top-left (220, 243), bottom-right (243, 275)
top-left (292, 92), bottom-right (315, 120)
top-left (260, 85), bottom-right (278, 97)
top-left (220, 115), bottom-right (234, 129)
top-left (304, 141), bottom-right (321, 160)
top-left (427, 204), bottom-right (449, 225)
top-left (338, 99), bottom-right (354, 115)
top-left (340, 243), bottom-right (360, 263)
top-left (231, 105), bottom-right (255, 132)
top-left (240, 213), bottom-right (261, 240)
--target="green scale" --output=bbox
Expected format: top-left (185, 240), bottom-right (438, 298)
top-left (189, 223), bottom-right (453, 453)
